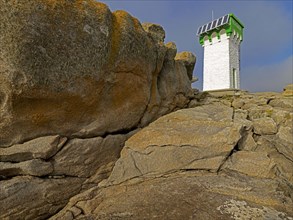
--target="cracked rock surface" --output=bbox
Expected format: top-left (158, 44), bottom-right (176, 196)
top-left (1, 0), bottom-right (292, 219)
top-left (0, 0), bottom-right (194, 147)
top-left (0, 0), bottom-right (195, 219)
top-left (51, 89), bottom-right (293, 220)
top-left (0, 176), bottom-right (84, 220)
top-left (106, 103), bottom-right (243, 185)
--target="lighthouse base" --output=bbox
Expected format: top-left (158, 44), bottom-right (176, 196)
top-left (205, 88), bottom-right (247, 97)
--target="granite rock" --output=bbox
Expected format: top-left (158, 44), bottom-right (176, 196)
top-left (0, 0), bottom-right (193, 147)
top-left (0, 176), bottom-right (84, 220)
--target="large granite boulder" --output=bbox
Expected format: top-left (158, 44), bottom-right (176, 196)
top-left (0, 0), bottom-right (194, 147)
top-left (0, 0), bottom-right (195, 218)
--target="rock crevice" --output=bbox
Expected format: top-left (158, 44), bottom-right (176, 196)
top-left (1, 0), bottom-right (292, 219)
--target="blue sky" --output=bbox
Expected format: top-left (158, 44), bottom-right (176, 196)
top-left (99, 0), bottom-right (292, 92)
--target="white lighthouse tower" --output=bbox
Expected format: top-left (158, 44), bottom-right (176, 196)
top-left (197, 14), bottom-right (244, 91)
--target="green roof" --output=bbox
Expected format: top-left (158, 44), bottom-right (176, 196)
top-left (197, 14), bottom-right (244, 45)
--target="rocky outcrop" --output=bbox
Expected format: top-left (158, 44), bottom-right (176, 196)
top-left (0, 132), bottom-right (133, 219)
top-left (283, 84), bottom-right (293, 97)
top-left (175, 51), bottom-right (196, 81)
top-left (106, 102), bottom-right (241, 185)
top-left (50, 174), bottom-right (292, 220)
top-left (1, 1), bottom-right (292, 219)
top-left (0, 0), bottom-right (194, 147)
top-left (51, 88), bottom-right (293, 219)
top-left (1, 176), bottom-right (83, 220)
top-left (0, 0), bottom-right (195, 219)
top-left (0, 0), bottom-right (196, 219)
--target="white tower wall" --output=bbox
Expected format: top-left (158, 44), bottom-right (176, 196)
top-left (229, 33), bottom-right (241, 89)
top-left (203, 31), bottom-right (241, 91)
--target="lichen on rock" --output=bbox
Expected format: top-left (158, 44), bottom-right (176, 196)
top-left (0, 0), bottom-right (194, 147)
top-left (1, 0), bottom-right (292, 219)
top-left (0, 0), bottom-right (195, 218)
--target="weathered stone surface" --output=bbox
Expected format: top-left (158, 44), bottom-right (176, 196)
top-left (269, 98), bottom-right (293, 109)
top-left (253, 135), bottom-right (293, 182)
top-left (0, 176), bottom-right (84, 220)
top-left (165, 42), bottom-right (177, 59)
top-left (234, 109), bottom-right (248, 120)
top-left (0, 1), bottom-right (196, 219)
top-left (0, 0), bottom-right (145, 146)
top-left (157, 60), bottom-right (192, 107)
top-left (175, 51), bottom-right (196, 80)
top-left (271, 109), bottom-right (293, 126)
top-left (247, 105), bottom-right (274, 120)
top-left (232, 98), bottom-right (245, 109)
top-left (252, 117), bottom-right (278, 135)
top-left (222, 151), bottom-right (276, 178)
top-left (106, 106), bottom-right (242, 185)
top-left (283, 84), bottom-right (293, 97)
top-left (267, 127), bottom-right (293, 162)
top-left (1, 1), bottom-right (292, 219)
top-left (10, 89), bottom-right (291, 220)
top-left (188, 102), bottom-right (233, 121)
top-left (0, 135), bottom-right (67, 161)
top-left (230, 93), bottom-right (284, 112)
top-left (51, 173), bottom-right (293, 220)
top-left (277, 126), bottom-right (293, 145)
top-left (49, 91), bottom-right (293, 220)
top-left (0, 0), bottom-right (193, 147)
top-left (81, 161), bottom-right (116, 190)
top-left (0, 159), bottom-right (53, 178)
top-left (245, 104), bottom-right (292, 127)
top-left (238, 131), bottom-right (257, 151)
top-left (269, 151), bottom-right (293, 183)
top-left (0, 132), bottom-right (134, 218)
top-left (240, 95), bottom-right (269, 110)
top-left (52, 135), bottom-right (127, 178)
top-left (142, 23), bottom-right (165, 43)
top-left (139, 41), bottom-right (194, 126)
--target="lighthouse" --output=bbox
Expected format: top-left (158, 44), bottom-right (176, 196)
top-left (197, 14), bottom-right (244, 91)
